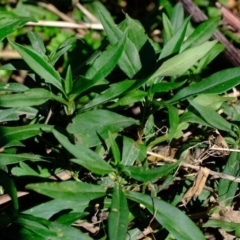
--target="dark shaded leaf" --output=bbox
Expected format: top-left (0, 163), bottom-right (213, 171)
top-left (125, 191), bottom-right (205, 240)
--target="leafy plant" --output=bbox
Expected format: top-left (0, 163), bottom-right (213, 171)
top-left (1, 2), bottom-right (240, 240)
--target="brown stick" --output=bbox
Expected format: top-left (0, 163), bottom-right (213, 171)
top-left (179, 0), bottom-right (240, 66)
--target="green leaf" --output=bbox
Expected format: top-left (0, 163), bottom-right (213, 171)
top-left (67, 109), bottom-right (137, 147)
top-left (52, 129), bottom-right (114, 175)
top-left (0, 88), bottom-right (52, 107)
top-left (119, 14), bottom-right (156, 77)
top-left (203, 219), bottom-right (240, 237)
top-left (15, 214), bottom-right (92, 240)
top-left (0, 12), bottom-right (35, 41)
top-left (0, 107), bottom-right (38, 123)
top-left (218, 151), bottom-right (240, 206)
top-left (196, 43), bottom-right (224, 72)
top-left (117, 90), bottom-right (147, 106)
top-left (12, 162), bottom-right (41, 177)
top-left (150, 41), bottom-right (217, 79)
top-left (64, 65), bottom-right (73, 95)
top-left (119, 14), bottom-right (147, 51)
top-left (0, 153), bottom-right (53, 166)
top-left (49, 37), bottom-right (77, 66)
top-left (0, 108), bottom-right (19, 122)
top-left (189, 100), bottom-right (233, 132)
top-left (161, 0), bottom-right (173, 16)
top-left (85, 32), bottom-right (127, 82)
top-left (181, 18), bottom-right (220, 51)
top-left (0, 82), bottom-right (28, 92)
top-left (125, 191), bottom-right (205, 240)
top-left (82, 80), bottom-right (136, 110)
top-left (192, 94), bottom-right (235, 111)
top-left (23, 199), bottom-right (89, 219)
top-left (0, 124), bottom-right (53, 147)
top-left (150, 81), bottom-right (186, 93)
top-left (108, 184), bottom-right (129, 240)
top-left (56, 212), bottom-right (88, 226)
top-left (27, 32), bottom-right (46, 55)
top-left (9, 39), bottom-right (63, 91)
top-left (169, 67), bottom-right (240, 103)
top-left (26, 181), bottom-right (107, 202)
top-left (162, 13), bottom-right (174, 43)
top-left (165, 103), bottom-right (179, 141)
top-left (99, 11), bottom-right (142, 78)
top-left (121, 136), bottom-right (140, 166)
top-left (170, 2), bottom-right (184, 31)
top-left (159, 16), bottom-right (190, 60)
top-left (0, 169), bottom-right (18, 210)
top-left (109, 132), bottom-right (121, 165)
top-left (122, 163), bottom-right (178, 182)
top-left (180, 111), bottom-right (212, 128)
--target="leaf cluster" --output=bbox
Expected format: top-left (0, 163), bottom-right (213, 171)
top-left (1, 2), bottom-right (240, 240)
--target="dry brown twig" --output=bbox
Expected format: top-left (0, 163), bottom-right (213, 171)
top-left (75, 2), bottom-right (100, 23)
top-left (146, 151), bottom-right (240, 183)
top-left (26, 20), bottom-right (103, 30)
top-left (34, 2), bottom-right (86, 36)
top-left (179, 0), bottom-right (240, 66)
top-left (38, 2), bottom-right (75, 23)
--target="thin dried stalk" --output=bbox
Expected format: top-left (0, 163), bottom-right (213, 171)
top-left (76, 2), bottom-right (100, 23)
top-left (26, 20), bottom-right (103, 30)
top-left (147, 151), bottom-right (240, 183)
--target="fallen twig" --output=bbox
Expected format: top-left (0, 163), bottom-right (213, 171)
top-left (26, 20), bottom-right (103, 30)
top-left (76, 2), bottom-right (100, 23)
top-left (178, 0), bottom-right (240, 66)
top-left (147, 151), bottom-right (240, 183)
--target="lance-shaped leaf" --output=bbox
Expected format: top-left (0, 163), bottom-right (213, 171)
top-left (125, 191), bottom-right (205, 240)
top-left (67, 109), bottom-right (137, 147)
top-left (9, 39), bottom-right (63, 91)
top-left (99, 11), bottom-right (141, 78)
top-left (82, 80), bottom-right (136, 110)
top-left (181, 18), bottom-right (220, 51)
top-left (85, 31), bottom-right (127, 82)
top-left (26, 181), bottom-right (107, 202)
top-left (159, 16), bottom-right (190, 60)
top-left (150, 41), bottom-right (217, 79)
top-left (203, 219), bottom-right (240, 236)
top-left (0, 88), bottom-right (51, 108)
top-left (169, 67), bottom-right (240, 103)
top-left (0, 169), bottom-right (18, 210)
top-left (0, 12), bottom-right (35, 41)
top-left (52, 129), bottom-right (114, 175)
top-left (0, 153), bottom-right (53, 166)
top-left (218, 151), bottom-right (240, 206)
top-left (0, 124), bottom-right (53, 147)
top-left (27, 32), bottom-right (46, 55)
top-left (122, 162), bottom-right (178, 182)
top-left (189, 100), bottom-right (233, 133)
top-left (14, 214), bottom-right (92, 240)
top-left (108, 184), bottom-right (129, 240)
top-left (0, 83), bottom-right (28, 92)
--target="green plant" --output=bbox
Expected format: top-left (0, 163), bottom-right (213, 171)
top-left (1, 2), bottom-right (240, 240)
